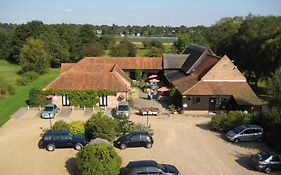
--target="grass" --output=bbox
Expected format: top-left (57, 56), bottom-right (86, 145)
top-left (0, 68), bottom-right (59, 126)
top-left (0, 59), bottom-right (21, 85)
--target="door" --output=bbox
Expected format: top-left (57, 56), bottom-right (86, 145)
top-left (128, 134), bottom-right (141, 147)
top-left (99, 94), bottom-right (107, 106)
top-left (62, 95), bottom-right (70, 106)
top-left (239, 129), bottom-right (252, 141)
top-left (209, 97), bottom-right (216, 112)
top-left (270, 156), bottom-right (281, 169)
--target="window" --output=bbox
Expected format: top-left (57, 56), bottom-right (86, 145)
top-left (192, 97), bottom-right (200, 104)
top-left (271, 156), bottom-right (280, 162)
top-left (130, 135), bottom-right (140, 141)
top-left (216, 97), bottom-right (222, 105)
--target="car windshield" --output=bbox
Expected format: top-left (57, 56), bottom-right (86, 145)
top-left (44, 106), bottom-right (54, 111)
top-left (255, 152), bottom-right (270, 161)
top-left (232, 126), bottom-right (245, 134)
top-left (118, 105), bottom-right (129, 111)
top-left (157, 163), bottom-right (165, 171)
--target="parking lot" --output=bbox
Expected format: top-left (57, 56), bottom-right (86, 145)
top-left (0, 108), bottom-right (278, 175)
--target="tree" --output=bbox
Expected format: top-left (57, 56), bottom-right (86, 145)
top-left (173, 34), bottom-right (191, 53)
top-left (9, 20), bottom-right (47, 63)
top-left (99, 35), bottom-right (115, 49)
top-left (145, 47), bottom-right (163, 57)
top-left (19, 37), bottom-right (50, 74)
top-left (76, 144), bottom-right (122, 175)
top-left (110, 39), bottom-right (136, 57)
top-left (0, 28), bottom-right (11, 60)
top-left (266, 67), bottom-right (281, 107)
top-left (81, 43), bottom-right (104, 57)
top-left (84, 112), bottom-right (117, 141)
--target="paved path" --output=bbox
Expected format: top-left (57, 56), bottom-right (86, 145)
top-left (133, 88), bottom-right (170, 115)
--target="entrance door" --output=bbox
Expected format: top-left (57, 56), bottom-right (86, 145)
top-left (62, 95), bottom-right (70, 106)
top-left (99, 94), bottom-right (108, 106)
top-left (209, 97), bottom-right (216, 112)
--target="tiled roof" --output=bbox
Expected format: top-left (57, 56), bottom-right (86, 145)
top-left (182, 82), bottom-right (261, 105)
top-left (171, 54), bottom-right (220, 93)
top-left (60, 63), bottom-right (75, 74)
top-left (83, 57), bottom-right (162, 70)
top-left (163, 54), bottom-right (189, 69)
top-left (201, 55), bottom-right (246, 82)
top-left (44, 58), bottom-right (130, 92)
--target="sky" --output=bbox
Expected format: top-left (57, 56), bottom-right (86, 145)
top-left (0, 0), bottom-right (281, 27)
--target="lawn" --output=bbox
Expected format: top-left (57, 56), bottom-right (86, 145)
top-left (0, 59), bottom-right (21, 85)
top-left (0, 68), bottom-right (59, 126)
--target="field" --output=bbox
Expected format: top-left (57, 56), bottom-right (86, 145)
top-left (0, 60), bottom-right (58, 126)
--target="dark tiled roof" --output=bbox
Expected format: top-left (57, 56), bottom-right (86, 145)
top-left (164, 70), bottom-right (186, 83)
top-left (181, 45), bottom-right (208, 74)
top-left (163, 54), bottom-right (189, 69)
top-left (183, 82), bottom-right (261, 105)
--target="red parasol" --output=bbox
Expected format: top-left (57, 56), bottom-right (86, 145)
top-left (157, 87), bottom-right (170, 92)
top-left (149, 78), bottom-right (160, 83)
top-left (148, 74), bottom-right (158, 79)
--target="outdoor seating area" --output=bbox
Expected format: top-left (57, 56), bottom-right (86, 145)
top-left (146, 74), bottom-right (170, 100)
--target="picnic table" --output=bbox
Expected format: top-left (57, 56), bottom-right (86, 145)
top-left (139, 107), bottom-right (160, 116)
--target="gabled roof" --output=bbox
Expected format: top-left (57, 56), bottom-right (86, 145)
top-left (163, 54), bottom-right (189, 69)
top-left (44, 58), bottom-right (130, 92)
top-left (201, 55), bottom-right (246, 82)
top-left (181, 44), bottom-right (214, 74)
top-left (182, 82), bottom-right (261, 105)
top-left (60, 63), bottom-right (75, 74)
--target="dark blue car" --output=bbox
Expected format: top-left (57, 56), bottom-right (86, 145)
top-left (41, 130), bottom-right (87, 151)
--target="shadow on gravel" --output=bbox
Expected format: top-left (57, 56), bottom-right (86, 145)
top-left (65, 157), bottom-right (77, 175)
top-left (234, 153), bottom-right (256, 171)
top-left (196, 122), bottom-right (215, 132)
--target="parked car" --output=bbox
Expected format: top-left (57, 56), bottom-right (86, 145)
top-left (225, 125), bottom-right (263, 143)
top-left (40, 104), bottom-right (59, 119)
top-left (251, 152), bottom-right (281, 174)
top-left (121, 160), bottom-right (180, 175)
top-left (41, 130), bottom-right (87, 151)
top-left (114, 131), bottom-right (153, 150)
top-left (116, 101), bottom-right (130, 118)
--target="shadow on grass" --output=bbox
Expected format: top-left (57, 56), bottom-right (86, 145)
top-left (65, 157), bottom-right (77, 175)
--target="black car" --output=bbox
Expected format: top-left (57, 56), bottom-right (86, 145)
top-left (121, 160), bottom-right (180, 175)
top-left (41, 130), bottom-right (87, 151)
top-left (251, 152), bottom-right (281, 174)
top-left (114, 131), bottom-right (153, 150)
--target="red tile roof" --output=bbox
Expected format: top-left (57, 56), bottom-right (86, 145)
top-left (183, 82), bottom-right (261, 105)
top-left (83, 57), bottom-right (162, 70)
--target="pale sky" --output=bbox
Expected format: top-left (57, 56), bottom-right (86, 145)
top-left (0, 0), bottom-right (280, 26)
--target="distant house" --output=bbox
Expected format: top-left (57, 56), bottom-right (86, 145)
top-left (43, 57), bottom-right (162, 108)
top-left (163, 45), bottom-right (262, 113)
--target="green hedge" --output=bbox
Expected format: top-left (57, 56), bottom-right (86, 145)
top-left (211, 111), bottom-right (255, 132)
top-left (76, 144), bottom-right (121, 175)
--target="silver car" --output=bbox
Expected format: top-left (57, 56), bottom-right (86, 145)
top-left (226, 125), bottom-right (263, 143)
top-left (116, 101), bottom-right (130, 118)
top-left (41, 104), bottom-right (59, 119)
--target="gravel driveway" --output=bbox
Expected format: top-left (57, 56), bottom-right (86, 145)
top-left (0, 109), bottom-right (278, 175)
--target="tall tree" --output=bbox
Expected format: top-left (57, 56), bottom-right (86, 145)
top-left (173, 34), bottom-right (191, 53)
top-left (19, 38), bottom-right (50, 74)
top-left (9, 20), bottom-right (47, 63)
top-left (0, 28), bottom-right (11, 60)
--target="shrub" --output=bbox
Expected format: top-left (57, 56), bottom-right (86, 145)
top-left (16, 76), bottom-right (30, 86)
top-left (169, 87), bottom-right (177, 98)
top-left (28, 88), bottom-right (48, 106)
top-left (0, 77), bottom-right (15, 97)
top-left (52, 120), bottom-right (70, 130)
top-left (114, 116), bottom-right (135, 135)
top-left (88, 138), bottom-right (111, 146)
top-left (145, 47), bottom-right (163, 57)
top-left (211, 111), bottom-right (253, 132)
top-left (22, 71), bottom-right (39, 81)
top-left (130, 123), bottom-right (152, 133)
top-left (85, 112), bottom-right (117, 141)
top-left (69, 121), bottom-right (85, 135)
top-left (76, 144), bottom-right (122, 175)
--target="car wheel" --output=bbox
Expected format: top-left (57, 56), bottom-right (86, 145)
top-left (46, 144), bottom-right (55, 151)
top-left (75, 143), bottom-right (83, 151)
top-left (146, 143), bottom-right (152, 149)
top-left (120, 144), bottom-right (127, 150)
top-left (265, 167), bottom-right (271, 174)
top-left (234, 138), bottom-right (240, 143)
